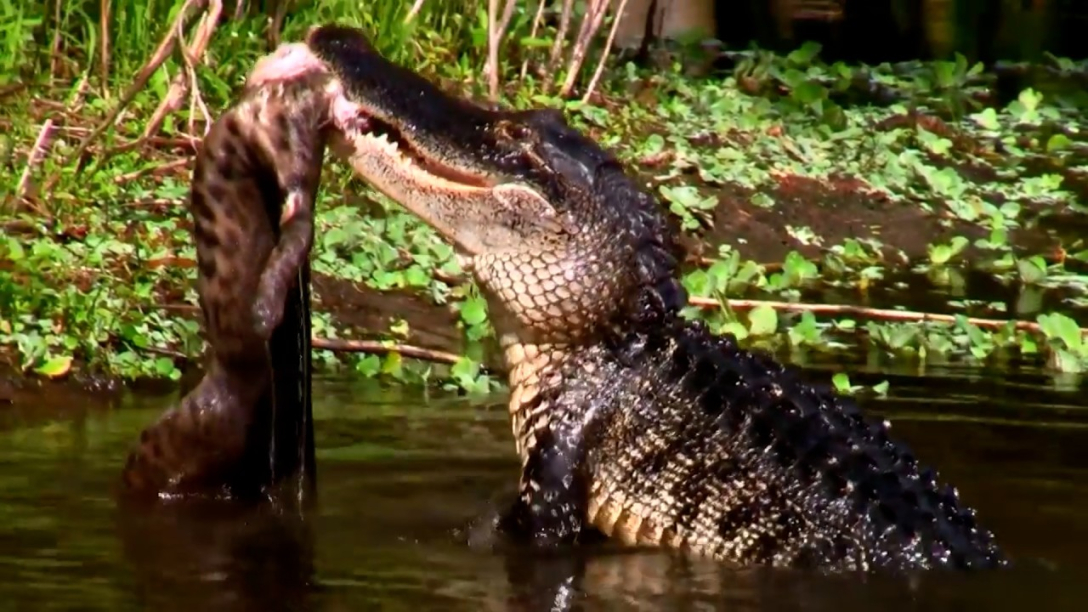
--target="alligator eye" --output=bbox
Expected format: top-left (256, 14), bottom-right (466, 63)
top-left (497, 120), bottom-right (530, 143)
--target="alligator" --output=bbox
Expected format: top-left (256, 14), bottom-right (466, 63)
top-left (298, 24), bottom-right (1006, 572)
top-left (119, 44), bottom-right (357, 500)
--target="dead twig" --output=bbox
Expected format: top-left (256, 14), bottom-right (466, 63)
top-left (268, 0), bottom-right (290, 50)
top-left (147, 303), bottom-right (466, 364)
top-left (0, 83), bottom-right (27, 101)
top-left (136, 344), bottom-right (188, 360)
top-left (546, 0), bottom-right (576, 85)
top-left (14, 120), bottom-right (57, 204)
top-left (404, 0), bottom-right (427, 23)
top-left (581, 0), bottom-right (630, 103)
top-left (689, 296), bottom-right (1088, 335)
top-left (485, 0), bottom-right (518, 100)
top-left (57, 0), bottom-right (197, 177)
top-left (178, 7), bottom-right (214, 137)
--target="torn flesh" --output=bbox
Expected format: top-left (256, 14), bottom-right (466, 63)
top-left (246, 42), bottom-right (329, 88)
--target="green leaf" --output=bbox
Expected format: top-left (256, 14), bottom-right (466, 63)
top-left (832, 372), bottom-right (852, 393)
top-left (747, 305), bottom-right (778, 336)
top-left (719, 321), bottom-right (748, 341)
top-left (1016, 256), bottom-right (1047, 285)
top-left (970, 108), bottom-right (1000, 130)
top-left (154, 357), bottom-right (176, 377)
top-left (519, 36), bottom-right (552, 48)
top-left (459, 296), bottom-right (488, 326)
top-left (1046, 133), bottom-right (1072, 152)
top-left (872, 380), bottom-right (890, 397)
top-left (450, 356), bottom-right (480, 381)
top-left (34, 355), bottom-right (72, 379)
top-left (381, 352), bottom-right (403, 377)
top-left (356, 354), bottom-right (381, 377)
top-left (5, 237), bottom-right (25, 261)
top-left (682, 269), bottom-right (711, 297)
top-left (791, 81), bottom-right (826, 106)
top-left (787, 41), bottom-right (822, 65)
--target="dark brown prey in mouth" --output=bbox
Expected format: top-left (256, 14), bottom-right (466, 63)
top-left (119, 44), bottom-right (359, 501)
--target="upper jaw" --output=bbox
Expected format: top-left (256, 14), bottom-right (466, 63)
top-left (303, 23), bottom-right (536, 189)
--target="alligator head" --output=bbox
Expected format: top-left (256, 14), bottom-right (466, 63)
top-left (305, 24), bottom-right (687, 352)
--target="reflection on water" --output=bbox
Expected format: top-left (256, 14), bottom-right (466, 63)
top-left (0, 368), bottom-right (1086, 611)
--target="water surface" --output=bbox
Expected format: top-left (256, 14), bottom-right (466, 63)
top-left (0, 368), bottom-right (1086, 611)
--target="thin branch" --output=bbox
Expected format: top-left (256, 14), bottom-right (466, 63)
top-left (178, 7), bottom-right (214, 137)
top-left (519, 1), bottom-right (549, 80)
top-left (0, 83), bottom-right (26, 101)
top-left (101, 0), bottom-right (112, 97)
top-left (581, 0), bottom-right (630, 103)
top-left (546, 0), bottom-right (576, 82)
top-left (689, 296), bottom-right (1088, 335)
top-left (559, 0), bottom-right (611, 97)
top-left (49, 0), bottom-right (64, 78)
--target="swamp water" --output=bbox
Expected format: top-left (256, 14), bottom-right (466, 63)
top-left (0, 366), bottom-right (1086, 611)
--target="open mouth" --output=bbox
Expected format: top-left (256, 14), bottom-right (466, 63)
top-left (339, 112), bottom-right (494, 189)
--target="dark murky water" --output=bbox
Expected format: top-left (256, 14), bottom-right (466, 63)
top-left (0, 368), bottom-right (1086, 611)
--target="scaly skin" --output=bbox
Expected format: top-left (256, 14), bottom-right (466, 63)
top-left (304, 24), bottom-right (1006, 570)
top-left (120, 49), bottom-right (356, 499)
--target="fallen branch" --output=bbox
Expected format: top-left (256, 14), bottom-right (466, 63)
top-left (143, 304), bottom-right (465, 365)
top-left (112, 158), bottom-right (190, 184)
top-left (311, 338), bottom-right (463, 365)
top-left (690, 296), bottom-right (1088, 335)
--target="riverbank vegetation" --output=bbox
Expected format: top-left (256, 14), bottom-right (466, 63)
top-left (2, 0), bottom-right (1086, 395)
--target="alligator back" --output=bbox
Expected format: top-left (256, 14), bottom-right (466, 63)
top-left (518, 320), bottom-right (1005, 571)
